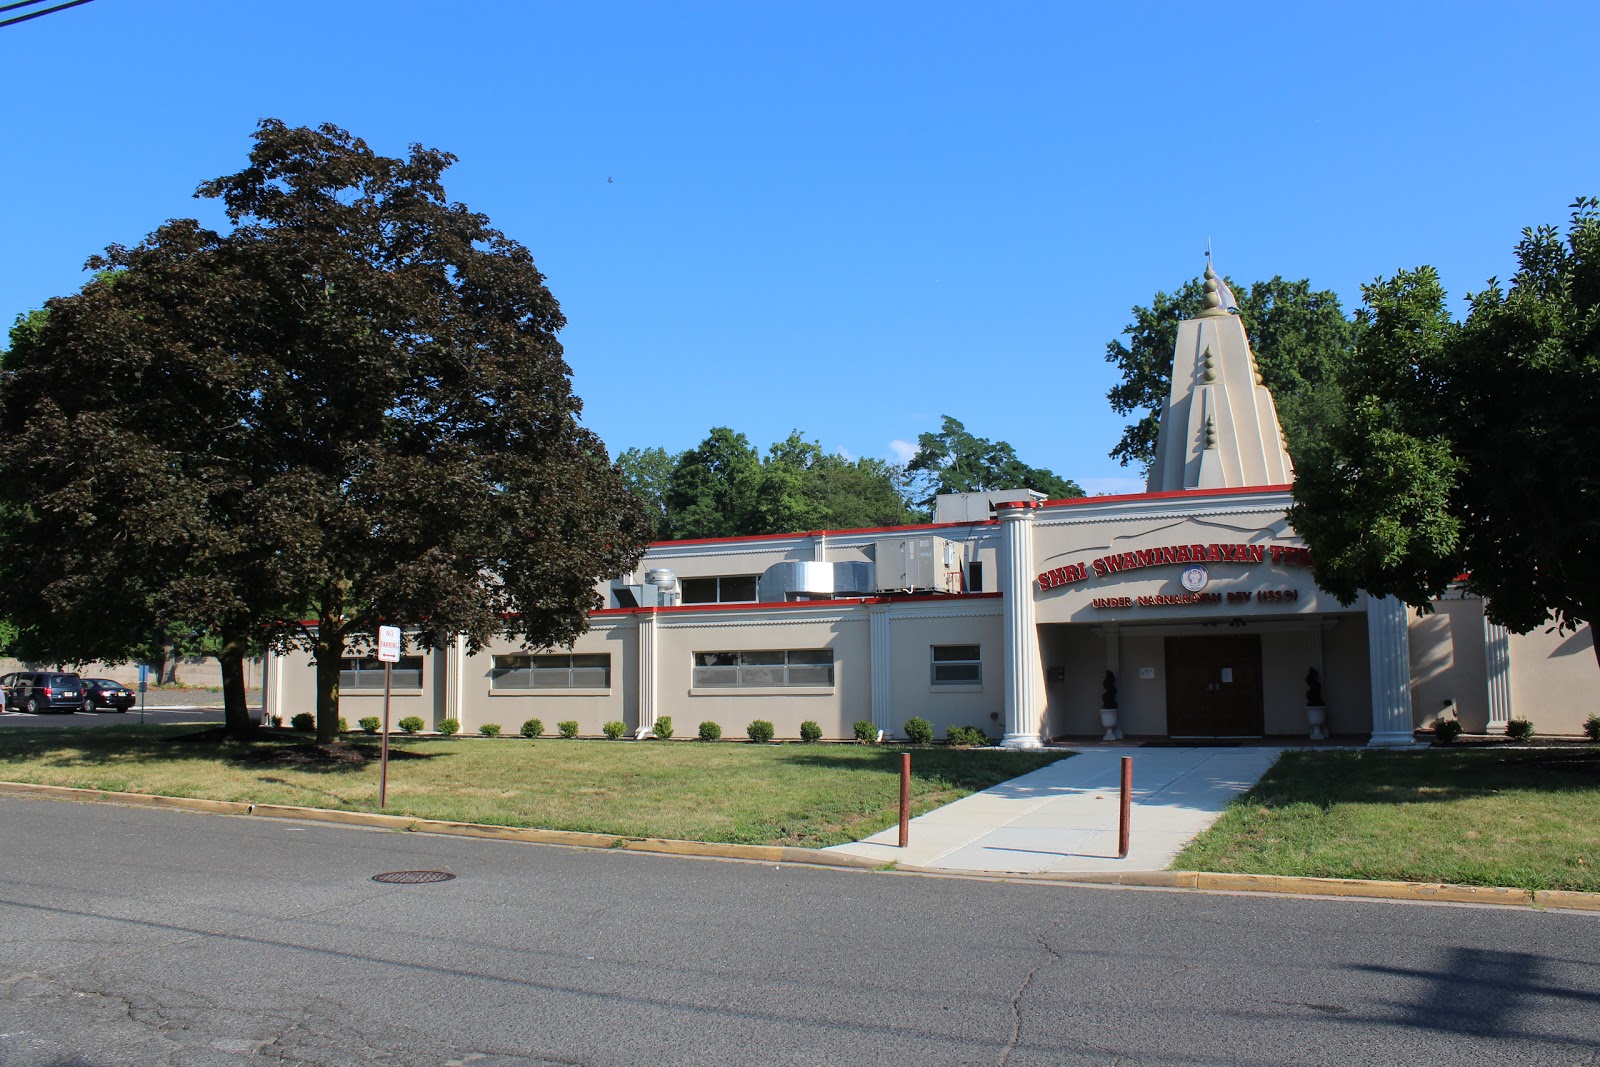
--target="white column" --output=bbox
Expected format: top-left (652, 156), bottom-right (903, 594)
top-left (1484, 616), bottom-right (1513, 735)
top-left (999, 502), bottom-right (1043, 749)
top-left (268, 650), bottom-right (284, 725)
top-left (1366, 595), bottom-right (1417, 746)
top-left (635, 610), bottom-right (658, 738)
top-left (869, 603), bottom-right (893, 735)
top-left (449, 634), bottom-right (467, 727)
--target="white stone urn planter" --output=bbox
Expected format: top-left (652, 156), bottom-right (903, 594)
top-left (1100, 707), bottom-right (1122, 742)
top-left (1306, 705), bottom-right (1328, 740)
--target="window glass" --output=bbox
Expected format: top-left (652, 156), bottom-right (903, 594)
top-left (691, 650), bottom-right (834, 688)
top-left (341, 656), bottom-right (423, 689)
top-left (931, 645), bottom-right (982, 686)
top-left (680, 577), bottom-right (718, 604)
top-left (492, 653), bottom-right (610, 690)
top-left (720, 575), bottom-right (758, 602)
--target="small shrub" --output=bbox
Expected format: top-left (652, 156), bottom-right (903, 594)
top-left (558, 720), bottom-right (580, 739)
top-left (337, 716), bottom-right (349, 734)
top-left (437, 718), bottom-right (460, 737)
top-left (521, 718), bottom-right (544, 739)
top-left (903, 717), bottom-right (934, 745)
top-left (398, 715), bottom-right (424, 735)
top-left (947, 725), bottom-right (988, 747)
top-left (359, 716), bottom-right (380, 735)
top-left (269, 715), bottom-right (283, 728)
top-left (698, 720), bottom-right (722, 742)
top-left (480, 722), bottom-right (502, 737)
top-left (290, 712), bottom-right (314, 732)
top-left (1434, 719), bottom-right (1462, 745)
top-left (853, 720), bottom-right (876, 743)
top-left (1506, 718), bottom-right (1535, 741)
top-left (799, 719), bottom-right (823, 742)
top-left (746, 719), bottom-right (775, 743)
top-left (653, 715), bottom-right (674, 740)
top-left (603, 720), bottom-right (627, 740)
top-left (1583, 714), bottom-right (1600, 742)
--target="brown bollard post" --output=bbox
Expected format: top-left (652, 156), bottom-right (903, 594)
top-left (898, 752), bottom-right (911, 848)
top-left (1118, 755), bottom-right (1132, 859)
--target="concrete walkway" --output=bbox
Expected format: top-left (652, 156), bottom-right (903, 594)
top-left (824, 746), bottom-right (1282, 874)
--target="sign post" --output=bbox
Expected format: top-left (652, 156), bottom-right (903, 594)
top-left (376, 625), bottom-right (401, 808)
top-left (138, 664), bottom-right (148, 725)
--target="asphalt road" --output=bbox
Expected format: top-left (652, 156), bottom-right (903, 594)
top-left (0, 797), bottom-right (1596, 1067)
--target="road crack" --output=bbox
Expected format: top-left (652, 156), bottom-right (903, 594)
top-left (999, 921), bottom-right (1064, 1067)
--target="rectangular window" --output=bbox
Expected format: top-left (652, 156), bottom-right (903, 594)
top-left (491, 653), bottom-right (611, 690)
top-left (692, 649), bottom-right (834, 688)
top-left (341, 656), bottom-right (424, 690)
top-left (966, 561), bottom-right (983, 592)
top-left (931, 645), bottom-right (982, 685)
top-left (680, 576), bottom-right (761, 604)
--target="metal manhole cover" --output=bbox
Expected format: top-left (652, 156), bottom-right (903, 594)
top-left (372, 870), bottom-right (456, 884)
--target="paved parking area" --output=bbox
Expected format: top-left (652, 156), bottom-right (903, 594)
top-left (0, 706), bottom-right (228, 729)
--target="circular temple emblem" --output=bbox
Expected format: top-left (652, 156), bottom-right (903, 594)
top-left (1180, 564), bottom-right (1209, 592)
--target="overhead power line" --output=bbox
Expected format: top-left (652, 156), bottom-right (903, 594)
top-left (0, 0), bottom-right (96, 28)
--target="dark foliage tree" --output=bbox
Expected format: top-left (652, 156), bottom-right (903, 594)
top-left (1288, 198), bottom-right (1600, 667)
top-left (905, 416), bottom-right (1082, 511)
top-left (1105, 275), bottom-right (1359, 472)
top-left (0, 120), bottom-right (650, 741)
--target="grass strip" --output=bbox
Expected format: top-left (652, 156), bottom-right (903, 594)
top-left (1175, 747), bottom-right (1600, 892)
top-left (0, 725), bottom-right (1065, 848)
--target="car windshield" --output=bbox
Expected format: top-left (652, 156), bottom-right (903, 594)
top-left (47, 675), bottom-right (80, 686)
top-left (89, 679), bottom-right (120, 687)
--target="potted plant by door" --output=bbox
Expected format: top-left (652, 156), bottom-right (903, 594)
top-left (1305, 668), bottom-right (1328, 740)
top-left (1100, 670), bottom-right (1122, 741)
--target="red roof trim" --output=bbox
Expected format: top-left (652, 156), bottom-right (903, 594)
top-left (648, 518), bottom-right (987, 550)
top-left (644, 486), bottom-right (1294, 550)
top-left (591, 591), bottom-right (1003, 617)
top-left (1038, 484), bottom-right (1294, 509)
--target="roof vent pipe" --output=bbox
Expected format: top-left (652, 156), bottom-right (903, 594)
top-left (645, 568), bottom-right (679, 607)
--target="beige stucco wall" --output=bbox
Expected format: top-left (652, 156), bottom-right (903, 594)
top-left (456, 621), bottom-right (636, 737)
top-left (1509, 625), bottom-right (1595, 734)
top-left (885, 613), bottom-right (1004, 738)
top-left (653, 612), bottom-right (869, 740)
top-left (1407, 598), bottom-right (1489, 732)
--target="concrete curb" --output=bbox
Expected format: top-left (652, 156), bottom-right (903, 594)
top-left (3, 780), bottom-right (1595, 910)
top-left (0, 780), bottom-right (882, 871)
top-left (895, 865), bottom-right (1600, 912)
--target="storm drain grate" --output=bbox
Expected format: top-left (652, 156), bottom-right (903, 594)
top-left (372, 870), bottom-right (456, 884)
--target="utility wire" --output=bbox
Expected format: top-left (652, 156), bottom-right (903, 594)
top-left (0, 0), bottom-right (59, 11)
top-left (0, 0), bottom-right (96, 28)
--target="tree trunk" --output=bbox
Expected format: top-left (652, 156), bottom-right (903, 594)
top-left (314, 615), bottom-right (343, 745)
top-left (217, 629), bottom-right (253, 739)
top-left (159, 636), bottom-right (180, 685)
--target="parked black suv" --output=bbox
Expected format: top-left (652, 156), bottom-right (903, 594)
top-left (2, 672), bottom-right (84, 714)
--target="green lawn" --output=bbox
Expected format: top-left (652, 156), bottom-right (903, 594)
top-left (0, 726), bottom-right (1064, 848)
top-left (1176, 747), bottom-right (1600, 892)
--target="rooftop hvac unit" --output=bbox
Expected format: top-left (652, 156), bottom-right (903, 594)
top-left (874, 536), bottom-right (965, 594)
top-left (757, 560), bottom-right (874, 602)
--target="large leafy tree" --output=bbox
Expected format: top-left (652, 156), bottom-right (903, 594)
top-left (1105, 275), bottom-right (1359, 471)
top-left (1288, 198), bottom-right (1600, 666)
top-left (906, 416), bottom-right (1082, 510)
top-left (0, 119), bottom-right (650, 741)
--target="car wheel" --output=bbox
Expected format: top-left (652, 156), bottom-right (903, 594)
top-left (83, 698), bottom-right (94, 713)
top-left (28, 696), bottom-right (43, 715)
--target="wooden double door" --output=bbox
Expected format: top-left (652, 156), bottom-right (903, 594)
top-left (1164, 635), bottom-right (1264, 738)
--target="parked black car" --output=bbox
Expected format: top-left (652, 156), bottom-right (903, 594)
top-left (82, 678), bottom-right (135, 713)
top-left (3, 672), bottom-right (84, 714)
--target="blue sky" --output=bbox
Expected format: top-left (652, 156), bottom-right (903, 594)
top-left (3, 1), bottom-right (1596, 495)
